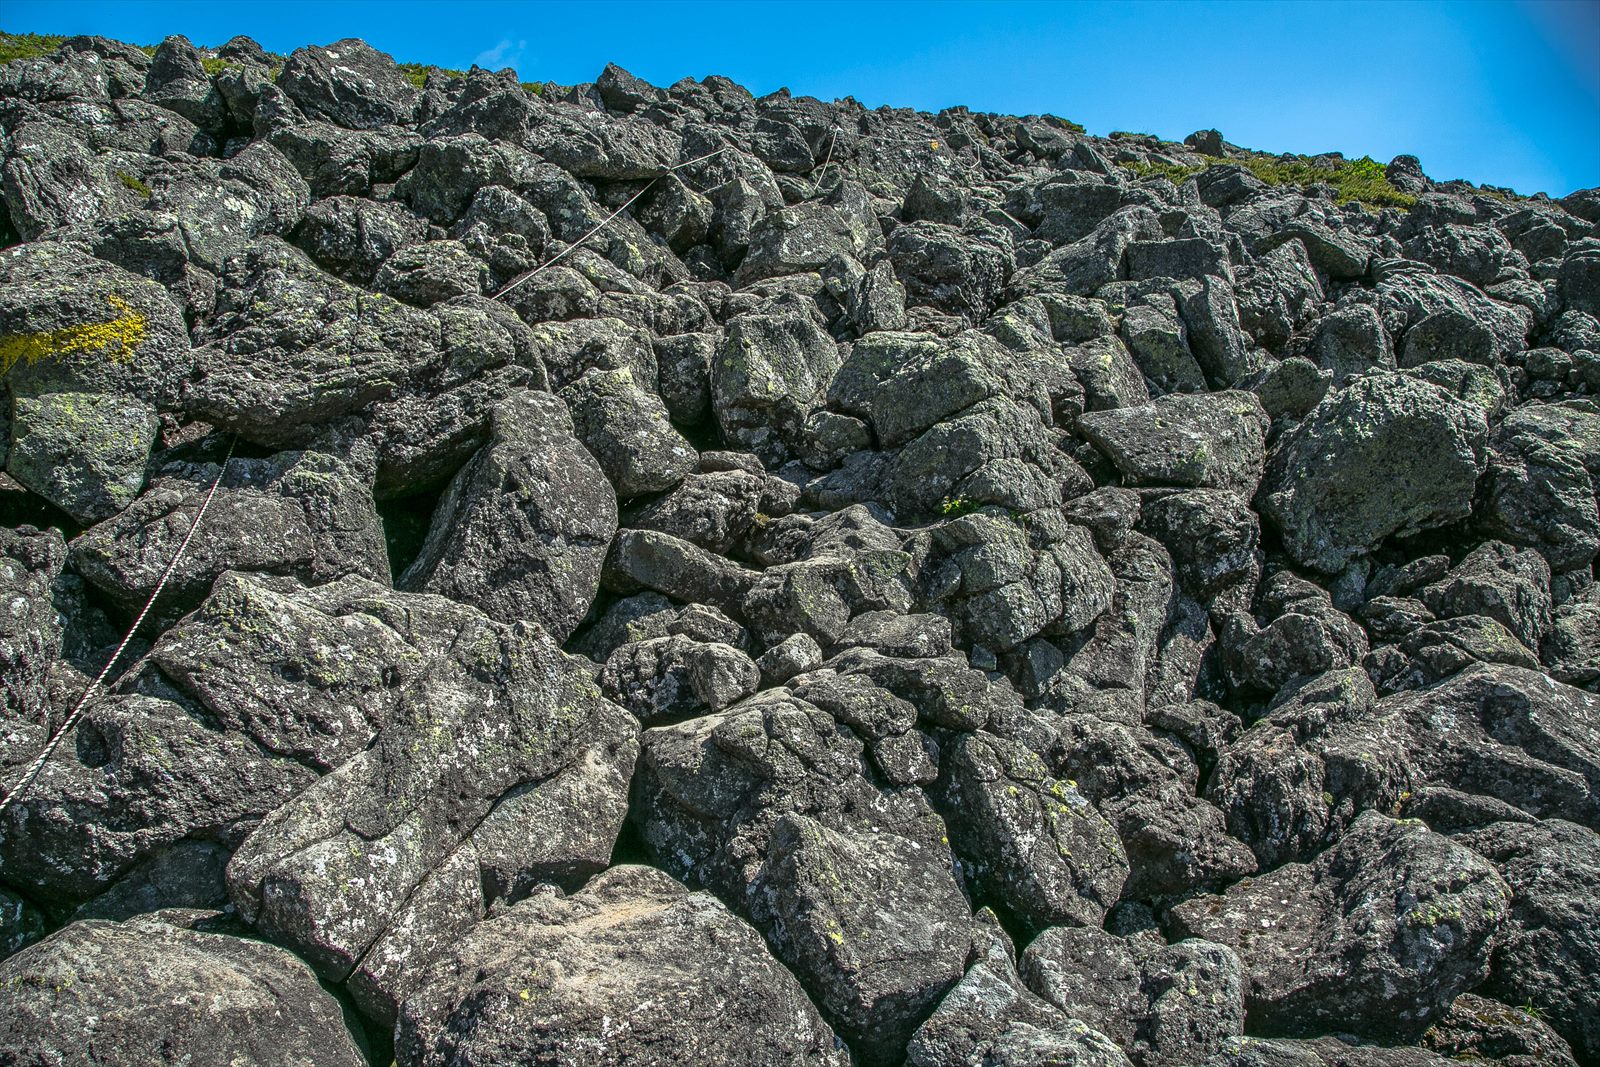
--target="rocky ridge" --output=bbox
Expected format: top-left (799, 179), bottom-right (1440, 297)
top-left (0, 30), bottom-right (1597, 1067)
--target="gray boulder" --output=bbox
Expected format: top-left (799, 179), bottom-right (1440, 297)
top-left (1077, 390), bottom-right (1268, 495)
top-left (560, 368), bottom-right (697, 498)
top-left (71, 448), bottom-right (389, 622)
top-left (400, 390), bottom-right (617, 640)
top-left (396, 865), bottom-right (848, 1067)
top-left (1170, 811), bottom-right (1510, 1040)
top-left (1020, 926), bottom-right (1246, 1067)
top-left (1456, 819), bottom-right (1600, 1062)
top-left (0, 525), bottom-right (64, 724)
top-left (277, 38), bottom-right (419, 129)
top-left (1258, 374), bottom-right (1489, 572)
top-left (6, 392), bottom-right (158, 523)
top-left (0, 916), bottom-right (366, 1067)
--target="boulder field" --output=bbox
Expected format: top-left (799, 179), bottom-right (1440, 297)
top-left (0, 30), bottom-right (1596, 1067)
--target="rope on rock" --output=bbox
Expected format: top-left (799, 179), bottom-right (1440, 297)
top-left (490, 145), bottom-right (731, 303)
top-left (0, 434), bottom-right (238, 820)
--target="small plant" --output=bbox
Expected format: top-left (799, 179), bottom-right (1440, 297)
top-left (1517, 1000), bottom-right (1547, 1020)
top-left (397, 62), bottom-right (466, 90)
top-left (115, 171), bottom-right (152, 198)
top-left (0, 31), bottom-right (68, 64)
top-left (521, 81), bottom-right (545, 96)
top-left (200, 57), bottom-right (237, 76)
top-left (1123, 150), bottom-right (1421, 211)
top-left (939, 496), bottom-right (979, 518)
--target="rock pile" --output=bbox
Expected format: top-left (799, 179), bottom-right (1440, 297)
top-left (1, 31), bottom-right (1596, 1067)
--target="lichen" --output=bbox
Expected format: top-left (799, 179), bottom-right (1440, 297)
top-left (0, 293), bottom-right (147, 377)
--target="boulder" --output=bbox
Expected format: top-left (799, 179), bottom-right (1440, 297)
top-left (1170, 812), bottom-right (1510, 1040)
top-left (0, 916), bottom-right (366, 1067)
top-left (396, 865), bottom-right (848, 1067)
top-left (400, 391), bottom-right (617, 640)
top-left (1258, 374), bottom-right (1489, 572)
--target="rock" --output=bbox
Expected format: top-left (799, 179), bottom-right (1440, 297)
top-left (374, 239), bottom-right (485, 306)
top-left (758, 631), bottom-right (824, 684)
top-left (1308, 304), bottom-right (1393, 382)
top-left (6, 392), bottom-right (158, 524)
top-left (713, 312), bottom-right (840, 465)
top-left (1220, 572), bottom-right (1370, 697)
top-left (1454, 820), bottom-right (1599, 1062)
top-left (1170, 811), bottom-right (1510, 1040)
top-left (561, 368), bottom-right (697, 498)
top-left (0, 242), bottom-right (193, 407)
top-left (1209, 668), bottom-right (1410, 867)
top-left (604, 527), bottom-right (761, 618)
top-left (936, 731), bottom-right (1129, 931)
top-left (1384, 664), bottom-right (1600, 827)
top-left (400, 391), bottom-right (617, 640)
top-left (0, 526), bottom-right (64, 725)
top-left (629, 469), bottom-right (766, 553)
top-left (0, 690), bottom-right (315, 905)
top-left (71, 448), bottom-right (389, 622)
top-left (0, 917), bottom-right (366, 1067)
top-left (277, 38), bottom-right (419, 129)
top-left (225, 608), bottom-right (635, 995)
top-left (1020, 926), bottom-right (1246, 1067)
top-left (631, 691), bottom-right (972, 1065)
top-left (1077, 390), bottom-right (1268, 495)
top-left (1419, 540), bottom-right (1551, 650)
top-left (188, 239), bottom-right (443, 446)
top-left (396, 865), bottom-right (848, 1067)
top-left (1420, 993), bottom-right (1579, 1067)
top-left (1259, 374), bottom-right (1489, 573)
top-left (907, 945), bottom-right (1135, 1067)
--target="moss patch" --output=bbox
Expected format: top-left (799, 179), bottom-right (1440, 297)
top-left (1125, 151), bottom-right (1423, 210)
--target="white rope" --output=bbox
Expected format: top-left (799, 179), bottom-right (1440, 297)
top-left (490, 146), bottom-right (731, 302)
top-left (0, 435), bottom-right (237, 820)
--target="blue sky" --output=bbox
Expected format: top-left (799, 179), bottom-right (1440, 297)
top-left (6, 0), bottom-right (1598, 196)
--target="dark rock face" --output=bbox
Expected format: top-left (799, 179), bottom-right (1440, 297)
top-left (2, 29), bottom-right (1597, 1067)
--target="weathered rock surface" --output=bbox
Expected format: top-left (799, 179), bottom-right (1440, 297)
top-left (2, 29), bottom-right (1597, 1067)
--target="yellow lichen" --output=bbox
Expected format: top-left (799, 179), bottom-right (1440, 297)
top-left (0, 293), bottom-right (146, 377)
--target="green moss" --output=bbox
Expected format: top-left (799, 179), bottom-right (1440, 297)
top-left (521, 81), bottom-right (545, 96)
top-left (200, 56), bottom-right (236, 76)
top-left (0, 31), bottom-right (67, 64)
top-left (115, 170), bottom-right (152, 198)
top-left (939, 496), bottom-right (979, 518)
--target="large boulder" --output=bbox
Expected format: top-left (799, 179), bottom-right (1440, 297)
top-left (396, 865), bottom-right (849, 1067)
top-left (71, 448), bottom-right (390, 622)
top-left (400, 390), bottom-right (617, 640)
top-left (276, 38), bottom-right (419, 129)
top-left (1258, 374), bottom-right (1489, 573)
top-left (1077, 390), bottom-right (1268, 495)
top-left (0, 916), bottom-right (367, 1067)
top-left (1170, 812), bottom-right (1510, 1040)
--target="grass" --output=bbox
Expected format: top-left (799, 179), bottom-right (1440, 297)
top-left (398, 61), bottom-right (466, 89)
top-left (0, 31), bottom-right (67, 64)
top-left (1124, 151), bottom-right (1421, 211)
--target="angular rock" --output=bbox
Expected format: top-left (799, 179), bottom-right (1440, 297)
top-left (396, 865), bottom-right (848, 1067)
top-left (71, 448), bottom-right (389, 622)
top-left (560, 368), bottom-right (697, 498)
top-left (0, 917), bottom-right (366, 1067)
top-left (400, 391), bottom-right (617, 640)
top-left (1259, 374), bottom-right (1489, 572)
top-left (1078, 390), bottom-right (1268, 495)
top-left (1170, 812), bottom-right (1510, 1040)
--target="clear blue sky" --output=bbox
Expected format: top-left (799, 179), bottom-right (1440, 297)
top-left (6, 0), bottom-right (1598, 196)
